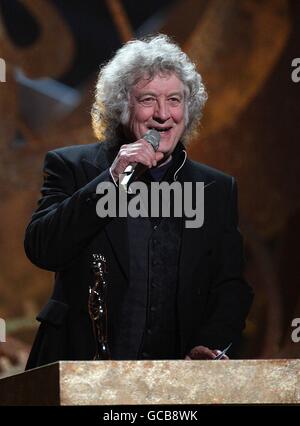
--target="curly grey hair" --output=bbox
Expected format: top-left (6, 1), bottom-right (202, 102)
top-left (91, 34), bottom-right (207, 145)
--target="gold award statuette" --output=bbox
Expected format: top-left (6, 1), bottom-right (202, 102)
top-left (88, 254), bottom-right (111, 360)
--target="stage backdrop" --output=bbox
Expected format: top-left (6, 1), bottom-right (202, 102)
top-left (0, 0), bottom-right (299, 376)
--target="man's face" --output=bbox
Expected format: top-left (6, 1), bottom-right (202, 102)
top-left (127, 73), bottom-right (186, 158)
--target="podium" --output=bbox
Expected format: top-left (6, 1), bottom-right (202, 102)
top-left (0, 360), bottom-right (299, 405)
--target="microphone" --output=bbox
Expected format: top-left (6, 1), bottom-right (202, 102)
top-left (119, 129), bottom-right (160, 192)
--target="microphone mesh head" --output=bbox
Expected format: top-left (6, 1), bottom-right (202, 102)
top-left (143, 129), bottom-right (160, 151)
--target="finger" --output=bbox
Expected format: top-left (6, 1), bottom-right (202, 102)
top-left (126, 141), bottom-right (160, 167)
top-left (131, 146), bottom-right (157, 165)
top-left (189, 346), bottom-right (216, 360)
top-left (122, 141), bottom-right (155, 159)
top-left (213, 349), bottom-right (229, 360)
top-left (120, 145), bottom-right (150, 160)
top-left (138, 140), bottom-right (163, 163)
top-left (131, 153), bottom-right (153, 167)
top-left (137, 139), bottom-right (158, 156)
top-left (155, 152), bottom-right (165, 162)
top-left (220, 354), bottom-right (229, 360)
top-left (122, 151), bottom-right (153, 168)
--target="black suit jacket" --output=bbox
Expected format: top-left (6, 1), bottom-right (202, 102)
top-left (25, 141), bottom-right (253, 368)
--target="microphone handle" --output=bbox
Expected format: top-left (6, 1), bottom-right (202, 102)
top-left (119, 162), bottom-right (147, 191)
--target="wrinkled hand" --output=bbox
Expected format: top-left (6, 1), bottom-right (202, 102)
top-left (110, 139), bottom-right (164, 182)
top-left (185, 345), bottom-right (229, 360)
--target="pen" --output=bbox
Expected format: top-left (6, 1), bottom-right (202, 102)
top-left (213, 342), bottom-right (232, 360)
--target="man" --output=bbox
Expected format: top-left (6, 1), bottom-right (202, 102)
top-left (24, 34), bottom-right (253, 369)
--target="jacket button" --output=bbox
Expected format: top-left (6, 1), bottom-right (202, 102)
top-left (86, 194), bottom-right (98, 204)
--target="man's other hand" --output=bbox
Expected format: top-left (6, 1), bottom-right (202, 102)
top-left (185, 345), bottom-right (229, 360)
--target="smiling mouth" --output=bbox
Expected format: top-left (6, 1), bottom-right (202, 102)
top-left (149, 127), bottom-right (172, 133)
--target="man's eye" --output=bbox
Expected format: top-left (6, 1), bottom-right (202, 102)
top-left (169, 97), bottom-right (181, 105)
top-left (140, 98), bottom-right (155, 105)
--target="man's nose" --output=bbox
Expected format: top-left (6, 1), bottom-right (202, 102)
top-left (153, 99), bottom-right (170, 122)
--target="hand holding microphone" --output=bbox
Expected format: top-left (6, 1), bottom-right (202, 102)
top-left (110, 130), bottom-right (162, 191)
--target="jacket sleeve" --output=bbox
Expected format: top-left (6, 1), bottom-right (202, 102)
top-left (194, 178), bottom-right (254, 354)
top-left (24, 150), bottom-right (114, 271)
